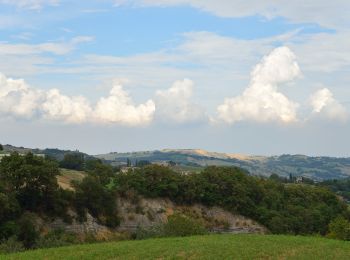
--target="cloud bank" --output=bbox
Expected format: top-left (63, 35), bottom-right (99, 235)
top-left (217, 47), bottom-right (300, 124)
top-left (0, 47), bottom-right (348, 126)
top-left (0, 73), bottom-right (155, 126)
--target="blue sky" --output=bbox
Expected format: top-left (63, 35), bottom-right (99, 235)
top-left (0, 0), bottom-right (350, 156)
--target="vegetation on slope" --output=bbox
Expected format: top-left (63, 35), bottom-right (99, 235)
top-left (1, 152), bottom-right (350, 254)
top-left (3, 234), bottom-right (350, 260)
top-left (115, 165), bottom-right (350, 235)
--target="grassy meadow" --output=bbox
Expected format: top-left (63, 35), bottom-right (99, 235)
top-left (1, 234), bottom-right (349, 260)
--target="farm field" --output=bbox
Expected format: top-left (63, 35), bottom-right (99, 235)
top-left (2, 234), bottom-right (350, 260)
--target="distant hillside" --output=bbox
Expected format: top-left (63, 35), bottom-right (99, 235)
top-left (1, 144), bottom-right (90, 161)
top-left (95, 149), bottom-right (350, 180)
top-left (3, 144), bottom-right (350, 180)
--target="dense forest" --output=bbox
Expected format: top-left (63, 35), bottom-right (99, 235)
top-left (0, 152), bottom-right (350, 253)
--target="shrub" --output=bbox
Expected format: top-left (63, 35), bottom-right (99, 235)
top-left (327, 216), bottom-right (350, 240)
top-left (163, 214), bottom-right (207, 237)
top-left (35, 229), bottom-right (78, 249)
top-left (0, 236), bottom-right (24, 254)
top-left (17, 212), bottom-right (40, 248)
top-left (134, 224), bottom-right (164, 240)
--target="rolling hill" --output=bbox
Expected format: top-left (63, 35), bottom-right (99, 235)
top-left (3, 144), bottom-right (350, 180)
top-left (96, 149), bottom-right (350, 180)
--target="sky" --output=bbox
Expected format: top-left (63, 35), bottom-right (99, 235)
top-left (0, 0), bottom-right (350, 156)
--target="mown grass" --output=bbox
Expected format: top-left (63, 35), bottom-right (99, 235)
top-left (1, 234), bottom-right (350, 260)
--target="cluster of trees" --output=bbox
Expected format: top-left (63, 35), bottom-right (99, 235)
top-left (116, 165), bottom-right (350, 235)
top-left (0, 153), bottom-right (72, 249)
top-left (319, 178), bottom-right (350, 203)
top-left (0, 153), bottom-right (119, 250)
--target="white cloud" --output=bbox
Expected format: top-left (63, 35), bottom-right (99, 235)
top-left (310, 88), bottom-right (348, 121)
top-left (155, 79), bottom-right (207, 123)
top-left (0, 0), bottom-right (59, 10)
top-left (0, 73), bottom-right (42, 118)
top-left (217, 46), bottom-right (300, 124)
top-left (42, 89), bottom-right (92, 123)
top-left (0, 36), bottom-right (93, 56)
top-left (94, 84), bottom-right (155, 126)
top-left (119, 0), bottom-right (350, 29)
top-left (0, 73), bottom-right (155, 126)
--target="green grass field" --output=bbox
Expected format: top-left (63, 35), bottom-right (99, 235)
top-left (1, 234), bottom-right (350, 260)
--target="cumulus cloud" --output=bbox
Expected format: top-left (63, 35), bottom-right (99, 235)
top-left (0, 73), bottom-right (155, 126)
top-left (310, 88), bottom-right (348, 121)
top-left (42, 89), bottom-right (92, 123)
top-left (155, 79), bottom-right (207, 123)
top-left (217, 47), bottom-right (300, 124)
top-left (0, 73), bottom-right (42, 118)
top-left (94, 84), bottom-right (155, 126)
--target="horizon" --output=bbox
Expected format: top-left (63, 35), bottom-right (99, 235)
top-left (1, 1), bottom-right (350, 157)
top-left (3, 143), bottom-right (350, 159)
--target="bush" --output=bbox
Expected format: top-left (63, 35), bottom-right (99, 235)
top-left (0, 236), bottom-right (24, 254)
top-left (134, 224), bottom-right (164, 240)
top-left (0, 221), bottom-right (19, 241)
top-left (35, 229), bottom-right (78, 249)
top-left (163, 214), bottom-right (207, 237)
top-left (135, 214), bottom-right (207, 240)
top-left (17, 212), bottom-right (40, 248)
top-left (327, 216), bottom-right (350, 240)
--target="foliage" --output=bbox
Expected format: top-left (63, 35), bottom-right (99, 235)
top-left (35, 229), bottom-right (79, 249)
top-left (162, 214), bottom-right (207, 237)
top-left (135, 214), bottom-right (207, 240)
top-left (0, 153), bottom-right (73, 247)
top-left (0, 236), bottom-right (24, 254)
top-left (0, 144), bottom-right (3, 151)
top-left (0, 152), bottom-right (63, 214)
top-left (59, 153), bottom-right (85, 171)
top-left (17, 212), bottom-right (40, 248)
top-left (73, 160), bottom-right (120, 227)
top-left (327, 216), bottom-right (350, 240)
top-left (115, 165), bottom-right (350, 236)
top-left (319, 178), bottom-right (350, 203)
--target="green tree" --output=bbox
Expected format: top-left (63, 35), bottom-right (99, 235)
top-left (0, 152), bottom-right (64, 214)
top-left (59, 153), bottom-right (85, 170)
top-left (0, 144), bottom-right (3, 151)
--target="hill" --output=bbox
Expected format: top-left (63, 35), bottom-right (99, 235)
top-left (2, 234), bottom-right (350, 259)
top-left (96, 149), bottom-right (350, 180)
top-left (1, 144), bottom-right (90, 161)
top-left (3, 144), bottom-right (350, 180)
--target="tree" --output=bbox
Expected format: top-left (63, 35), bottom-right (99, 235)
top-left (126, 158), bottom-right (131, 167)
top-left (59, 153), bottom-right (85, 170)
top-left (0, 152), bottom-right (62, 213)
top-left (0, 144), bottom-right (3, 151)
